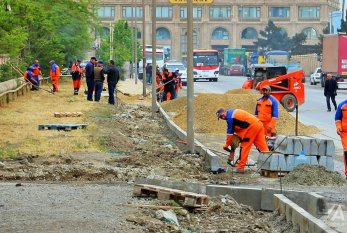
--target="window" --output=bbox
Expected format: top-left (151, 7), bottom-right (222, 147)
top-left (302, 27), bottom-right (318, 39)
top-left (156, 27), bottom-right (170, 40)
top-left (269, 7), bottom-right (290, 18)
top-left (212, 28), bottom-right (229, 40)
top-left (299, 6), bottom-right (320, 19)
top-left (156, 6), bottom-right (172, 19)
top-left (241, 28), bottom-right (257, 39)
top-left (239, 7), bottom-right (260, 19)
top-left (180, 7), bottom-right (202, 19)
top-left (122, 6), bottom-right (143, 18)
top-left (210, 6), bottom-right (231, 19)
top-left (95, 6), bottom-right (115, 18)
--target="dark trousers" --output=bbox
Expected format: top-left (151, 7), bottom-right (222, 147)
top-left (326, 93), bottom-right (337, 110)
top-left (86, 78), bottom-right (94, 101)
top-left (162, 85), bottom-right (176, 101)
top-left (94, 80), bottom-right (103, 102)
top-left (108, 82), bottom-right (116, 104)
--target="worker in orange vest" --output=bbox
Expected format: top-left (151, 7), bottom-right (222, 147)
top-left (216, 108), bottom-right (269, 173)
top-left (70, 59), bottom-right (83, 95)
top-left (30, 59), bottom-right (42, 88)
top-left (49, 60), bottom-right (61, 92)
top-left (335, 100), bottom-right (347, 180)
top-left (161, 68), bottom-right (177, 101)
top-left (255, 85), bottom-right (279, 137)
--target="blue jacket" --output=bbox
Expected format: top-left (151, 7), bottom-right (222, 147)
top-left (85, 62), bottom-right (94, 80)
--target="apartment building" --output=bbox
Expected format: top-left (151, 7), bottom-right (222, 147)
top-left (96, 0), bottom-right (340, 60)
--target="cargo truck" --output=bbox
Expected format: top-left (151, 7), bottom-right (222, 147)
top-left (220, 48), bottom-right (247, 76)
top-left (321, 34), bottom-right (347, 88)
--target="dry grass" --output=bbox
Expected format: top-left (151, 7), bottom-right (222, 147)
top-left (161, 89), bottom-right (319, 136)
top-left (0, 78), bottom-right (114, 158)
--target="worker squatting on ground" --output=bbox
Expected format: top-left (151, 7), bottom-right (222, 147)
top-left (30, 60), bottom-right (42, 89)
top-left (255, 85), bottom-right (279, 137)
top-left (70, 60), bottom-right (84, 95)
top-left (49, 60), bottom-right (61, 92)
top-left (335, 101), bottom-right (347, 179)
top-left (161, 68), bottom-right (177, 101)
top-left (216, 108), bottom-right (270, 173)
top-left (23, 67), bottom-right (39, 90)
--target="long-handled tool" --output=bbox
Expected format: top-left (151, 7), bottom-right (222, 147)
top-left (144, 78), bottom-right (177, 97)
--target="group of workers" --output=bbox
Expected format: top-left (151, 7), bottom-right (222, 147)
top-left (216, 85), bottom-right (278, 174)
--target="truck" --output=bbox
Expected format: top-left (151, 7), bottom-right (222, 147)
top-left (242, 64), bottom-right (305, 112)
top-left (220, 48), bottom-right (247, 76)
top-left (321, 34), bottom-right (347, 88)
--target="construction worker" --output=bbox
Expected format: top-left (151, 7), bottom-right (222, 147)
top-left (255, 85), bottom-right (279, 137)
top-left (335, 101), bottom-right (347, 180)
top-left (30, 60), bottom-right (41, 89)
top-left (161, 67), bottom-right (177, 101)
top-left (70, 59), bottom-right (83, 95)
top-left (93, 61), bottom-right (105, 102)
top-left (85, 57), bottom-right (97, 101)
top-left (174, 68), bottom-right (183, 97)
top-left (103, 60), bottom-right (120, 105)
top-left (49, 60), bottom-right (60, 92)
top-left (216, 108), bottom-right (269, 173)
top-left (23, 67), bottom-right (38, 90)
top-left (155, 68), bottom-right (163, 101)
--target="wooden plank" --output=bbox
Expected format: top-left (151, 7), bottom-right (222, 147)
top-left (260, 169), bottom-right (288, 178)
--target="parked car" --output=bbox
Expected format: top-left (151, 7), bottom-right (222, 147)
top-left (165, 61), bottom-right (188, 85)
top-left (310, 67), bottom-right (322, 85)
top-left (229, 64), bottom-right (244, 76)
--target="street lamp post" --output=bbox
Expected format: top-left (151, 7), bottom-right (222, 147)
top-left (187, 0), bottom-right (194, 153)
top-left (151, 0), bottom-right (157, 118)
top-left (142, 0), bottom-right (146, 96)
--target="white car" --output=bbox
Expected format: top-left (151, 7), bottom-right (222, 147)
top-left (310, 67), bottom-right (322, 85)
top-left (165, 61), bottom-right (188, 85)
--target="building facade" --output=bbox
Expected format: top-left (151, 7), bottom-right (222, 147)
top-left (96, 0), bottom-right (340, 61)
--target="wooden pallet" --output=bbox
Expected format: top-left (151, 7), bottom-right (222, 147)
top-left (133, 184), bottom-right (209, 207)
top-left (260, 169), bottom-right (289, 178)
top-left (54, 112), bottom-right (83, 117)
top-left (38, 123), bottom-right (88, 131)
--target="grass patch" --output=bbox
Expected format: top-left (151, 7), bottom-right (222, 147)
top-left (0, 147), bottom-right (18, 159)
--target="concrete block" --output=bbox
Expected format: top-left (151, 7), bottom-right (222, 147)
top-left (298, 136), bottom-right (312, 156)
top-left (294, 155), bottom-right (309, 168)
top-left (307, 192), bottom-right (327, 218)
top-left (274, 135), bottom-right (293, 154)
top-left (326, 156), bottom-right (334, 171)
top-left (293, 138), bottom-right (303, 155)
top-left (278, 154), bottom-right (288, 171)
top-left (318, 156), bottom-right (327, 167)
top-left (206, 185), bottom-right (262, 210)
top-left (260, 153), bottom-right (282, 171)
top-left (286, 154), bottom-right (295, 171)
top-left (317, 138), bottom-right (327, 156)
top-left (309, 156), bottom-right (319, 166)
top-left (310, 140), bottom-right (319, 156)
top-left (326, 140), bottom-right (335, 157)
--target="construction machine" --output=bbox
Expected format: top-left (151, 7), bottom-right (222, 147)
top-left (242, 64), bottom-right (305, 112)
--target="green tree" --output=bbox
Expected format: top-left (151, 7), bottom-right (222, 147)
top-left (254, 20), bottom-right (307, 54)
top-left (0, 0), bottom-right (97, 81)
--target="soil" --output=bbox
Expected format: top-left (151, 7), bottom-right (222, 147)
top-left (0, 80), bottom-right (346, 232)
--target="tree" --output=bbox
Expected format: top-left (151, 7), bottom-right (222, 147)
top-left (338, 10), bottom-right (347, 33)
top-left (0, 0), bottom-right (97, 81)
top-left (254, 20), bottom-right (307, 54)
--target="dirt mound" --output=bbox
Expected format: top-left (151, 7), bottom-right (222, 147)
top-left (283, 164), bottom-right (347, 186)
top-left (162, 91), bottom-right (319, 135)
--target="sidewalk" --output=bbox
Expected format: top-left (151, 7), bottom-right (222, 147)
top-left (117, 78), bottom-right (149, 96)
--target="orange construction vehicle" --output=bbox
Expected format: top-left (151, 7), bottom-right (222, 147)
top-left (242, 64), bottom-right (305, 112)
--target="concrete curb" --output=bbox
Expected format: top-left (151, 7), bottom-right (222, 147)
top-left (273, 194), bottom-right (336, 233)
top-left (156, 102), bottom-right (223, 173)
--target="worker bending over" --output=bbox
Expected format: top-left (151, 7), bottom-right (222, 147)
top-left (255, 85), bottom-right (279, 137)
top-left (216, 108), bottom-right (269, 173)
top-left (49, 60), bottom-right (60, 92)
top-left (24, 67), bottom-right (38, 90)
top-left (335, 100), bottom-right (347, 180)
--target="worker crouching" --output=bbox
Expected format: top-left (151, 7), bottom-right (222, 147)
top-left (216, 108), bottom-right (269, 173)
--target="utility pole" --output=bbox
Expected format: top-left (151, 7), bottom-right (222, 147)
top-left (109, 23), bottom-right (113, 60)
top-left (131, 0), bottom-right (134, 81)
top-left (151, 0), bottom-right (157, 118)
top-left (134, 0), bottom-right (138, 84)
top-left (343, 0), bottom-right (346, 21)
top-left (187, 0), bottom-right (194, 153)
top-left (142, 0), bottom-right (146, 96)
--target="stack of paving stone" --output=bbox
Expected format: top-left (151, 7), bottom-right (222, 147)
top-left (257, 135), bottom-right (335, 172)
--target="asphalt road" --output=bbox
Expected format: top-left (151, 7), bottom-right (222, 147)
top-left (181, 75), bottom-right (346, 174)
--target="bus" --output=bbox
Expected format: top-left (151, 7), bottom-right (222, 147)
top-left (138, 45), bottom-right (165, 79)
top-left (193, 49), bottom-right (219, 82)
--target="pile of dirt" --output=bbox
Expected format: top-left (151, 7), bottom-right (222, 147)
top-left (127, 195), bottom-right (282, 232)
top-left (161, 90), bottom-right (319, 136)
top-left (283, 164), bottom-right (347, 186)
